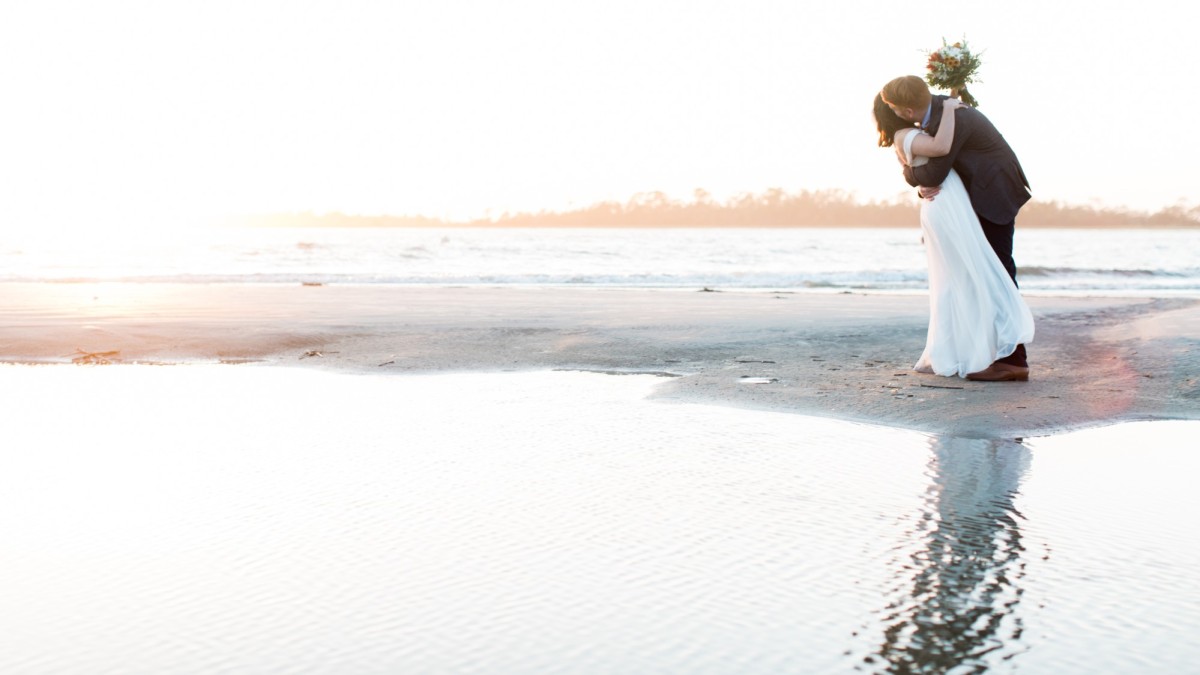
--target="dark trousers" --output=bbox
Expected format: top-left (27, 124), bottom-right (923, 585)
top-left (979, 215), bottom-right (1028, 367)
top-left (980, 217), bottom-right (1017, 286)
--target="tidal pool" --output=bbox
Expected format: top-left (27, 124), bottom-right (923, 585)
top-left (1, 365), bottom-right (1197, 674)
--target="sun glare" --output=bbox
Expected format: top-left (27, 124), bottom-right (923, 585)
top-left (2, 2), bottom-right (1197, 234)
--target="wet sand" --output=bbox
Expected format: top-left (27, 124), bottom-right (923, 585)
top-left (2, 283), bottom-right (1198, 438)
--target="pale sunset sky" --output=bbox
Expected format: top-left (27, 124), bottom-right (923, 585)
top-left (2, 0), bottom-right (1197, 234)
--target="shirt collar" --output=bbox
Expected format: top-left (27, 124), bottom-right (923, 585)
top-left (920, 102), bottom-right (932, 130)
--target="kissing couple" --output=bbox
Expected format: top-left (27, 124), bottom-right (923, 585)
top-left (874, 75), bottom-right (1035, 382)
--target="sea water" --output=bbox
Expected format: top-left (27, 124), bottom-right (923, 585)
top-left (3, 227), bottom-right (1199, 295)
top-left (2, 365), bottom-right (1197, 674)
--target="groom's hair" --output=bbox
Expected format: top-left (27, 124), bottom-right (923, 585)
top-left (881, 76), bottom-right (931, 110)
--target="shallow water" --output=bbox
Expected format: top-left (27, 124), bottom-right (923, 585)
top-left (4, 227), bottom-right (1200, 295)
top-left (1, 366), bottom-right (1197, 674)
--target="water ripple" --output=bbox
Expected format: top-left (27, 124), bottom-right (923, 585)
top-left (1, 368), bottom-right (1198, 673)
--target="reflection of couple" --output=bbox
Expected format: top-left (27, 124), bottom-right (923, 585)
top-left (874, 76), bottom-right (1035, 382)
top-left (867, 437), bottom-right (1032, 671)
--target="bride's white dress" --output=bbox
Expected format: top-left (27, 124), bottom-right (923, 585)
top-left (903, 130), bottom-right (1035, 377)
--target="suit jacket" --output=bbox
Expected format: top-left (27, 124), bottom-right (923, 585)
top-left (904, 95), bottom-right (1031, 225)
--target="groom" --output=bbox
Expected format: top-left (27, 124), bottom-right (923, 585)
top-left (881, 75), bottom-right (1033, 382)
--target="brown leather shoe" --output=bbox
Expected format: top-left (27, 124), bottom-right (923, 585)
top-left (966, 362), bottom-right (1030, 382)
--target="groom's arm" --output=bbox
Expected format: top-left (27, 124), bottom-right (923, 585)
top-left (903, 108), bottom-right (977, 187)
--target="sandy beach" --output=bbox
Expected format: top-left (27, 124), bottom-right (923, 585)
top-left (2, 282), bottom-right (1198, 439)
top-left (6, 284), bottom-right (1200, 674)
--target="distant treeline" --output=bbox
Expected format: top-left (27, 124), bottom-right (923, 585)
top-left (233, 188), bottom-right (1200, 229)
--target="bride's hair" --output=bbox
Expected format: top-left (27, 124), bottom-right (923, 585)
top-left (874, 94), bottom-right (910, 148)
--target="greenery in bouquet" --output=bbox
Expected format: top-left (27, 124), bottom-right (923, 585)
top-left (925, 38), bottom-right (982, 107)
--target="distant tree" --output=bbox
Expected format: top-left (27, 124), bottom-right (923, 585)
top-left (232, 190), bottom-right (1199, 229)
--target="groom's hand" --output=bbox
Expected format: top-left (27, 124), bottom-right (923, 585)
top-left (918, 185), bottom-right (941, 200)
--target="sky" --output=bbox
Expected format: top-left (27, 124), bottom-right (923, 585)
top-left (2, 0), bottom-right (1198, 234)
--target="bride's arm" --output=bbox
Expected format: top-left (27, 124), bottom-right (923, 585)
top-left (907, 98), bottom-right (963, 158)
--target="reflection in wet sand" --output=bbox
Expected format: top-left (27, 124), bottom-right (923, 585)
top-left (862, 437), bottom-right (1032, 673)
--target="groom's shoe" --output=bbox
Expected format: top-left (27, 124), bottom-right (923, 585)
top-left (966, 362), bottom-right (1030, 382)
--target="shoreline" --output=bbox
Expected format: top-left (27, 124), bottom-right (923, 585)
top-left (223, 222), bottom-right (1200, 229)
top-left (2, 283), bottom-right (1198, 439)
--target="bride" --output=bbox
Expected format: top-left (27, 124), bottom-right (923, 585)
top-left (873, 95), bottom-right (1035, 379)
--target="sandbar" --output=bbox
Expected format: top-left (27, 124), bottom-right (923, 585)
top-left (1, 283), bottom-right (1197, 439)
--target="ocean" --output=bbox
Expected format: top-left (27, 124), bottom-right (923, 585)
top-left (3, 227), bottom-right (1199, 295)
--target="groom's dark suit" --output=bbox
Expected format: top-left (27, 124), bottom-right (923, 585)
top-left (903, 95), bottom-right (1030, 282)
top-left (903, 94), bottom-right (1032, 369)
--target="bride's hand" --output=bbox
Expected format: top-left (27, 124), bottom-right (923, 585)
top-left (944, 97), bottom-right (966, 110)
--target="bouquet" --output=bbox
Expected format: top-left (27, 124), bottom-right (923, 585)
top-left (925, 38), bottom-right (982, 107)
